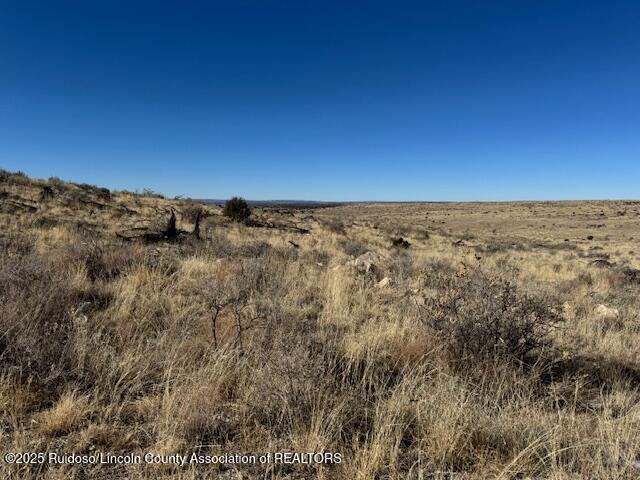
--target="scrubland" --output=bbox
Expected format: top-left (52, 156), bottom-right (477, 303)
top-left (1, 170), bottom-right (640, 479)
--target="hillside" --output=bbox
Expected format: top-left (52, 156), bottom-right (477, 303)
top-left (1, 170), bottom-right (639, 479)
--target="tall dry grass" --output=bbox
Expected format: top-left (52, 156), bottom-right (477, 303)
top-left (1, 171), bottom-right (639, 478)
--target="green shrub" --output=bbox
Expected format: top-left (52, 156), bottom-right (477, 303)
top-left (223, 197), bottom-right (251, 222)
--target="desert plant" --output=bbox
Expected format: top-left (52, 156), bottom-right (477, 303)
top-left (77, 183), bottom-right (111, 200)
top-left (422, 267), bottom-right (561, 365)
top-left (0, 169), bottom-right (30, 185)
top-left (223, 196), bottom-right (251, 222)
top-left (141, 187), bottom-right (165, 198)
top-left (0, 252), bottom-right (77, 388)
top-left (337, 238), bottom-right (369, 257)
top-left (48, 176), bottom-right (69, 192)
top-left (324, 218), bottom-right (346, 235)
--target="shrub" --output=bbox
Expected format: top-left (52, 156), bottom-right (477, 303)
top-left (223, 197), bottom-right (251, 222)
top-left (48, 176), bottom-right (68, 192)
top-left (422, 267), bottom-right (561, 365)
top-left (0, 252), bottom-right (76, 387)
top-left (0, 170), bottom-right (30, 185)
top-left (141, 188), bottom-right (165, 199)
top-left (81, 243), bottom-right (135, 282)
top-left (324, 218), bottom-right (346, 235)
top-left (337, 238), bottom-right (369, 257)
top-left (77, 183), bottom-right (111, 200)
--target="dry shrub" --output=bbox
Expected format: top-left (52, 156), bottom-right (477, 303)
top-left (422, 267), bottom-right (562, 366)
top-left (83, 243), bottom-right (138, 282)
top-left (0, 251), bottom-right (78, 387)
top-left (324, 218), bottom-right (346, 235)
top-left (141, 187), bottom-right (165, 198)
top-left (46, 176), bottom-right (71, 194)
top-left (243, 343), bottom-right (330, 432)
top-left (337, 238), bottom-right (369, 257)
top-left (76, 182), bottom-right (111, 200)
top-left (0, 169), bottom-right (30, 185)
top-left (0, 232), bottom-right (33, 257)
top-left (387, 249), bottom-right (414, 281)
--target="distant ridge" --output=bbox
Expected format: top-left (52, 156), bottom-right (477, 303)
top-left (201, 199), bottom-right (343, 209)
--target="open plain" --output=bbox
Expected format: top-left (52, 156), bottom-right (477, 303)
top-left (1, 170), bottom-right (640, 479)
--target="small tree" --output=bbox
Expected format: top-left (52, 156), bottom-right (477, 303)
top-left (223, 196), bottom-right (251, 222)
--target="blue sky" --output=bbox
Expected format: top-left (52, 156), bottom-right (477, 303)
top-left (1, 1), bottom-right (639, 201)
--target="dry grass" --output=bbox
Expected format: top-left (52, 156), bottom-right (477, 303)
top-left (1, 170), bottom-right (639, 478)
top-left (35, 392), bottom-right (92, 438)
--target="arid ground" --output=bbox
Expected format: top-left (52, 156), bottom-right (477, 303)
top-left (1, 170), bottom-right (640, 479)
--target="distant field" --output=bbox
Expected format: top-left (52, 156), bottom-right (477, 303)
top-left (1, 170), bottom-right (639, 479)
top-left (202, 199), bottom-right (343, 209)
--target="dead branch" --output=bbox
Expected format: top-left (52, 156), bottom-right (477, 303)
top-left (192, 210), bottom-right (201, 239)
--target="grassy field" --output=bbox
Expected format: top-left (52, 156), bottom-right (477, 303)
top-left (1, 170), bottom-right (640, 479)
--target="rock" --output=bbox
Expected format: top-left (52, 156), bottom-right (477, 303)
top-left (349, 252), bottom-right (386, 280)
top-left (593, 304), bottom-right (619, 321)
top-left (377, 277), bottom-right (393, 288)
top-left (351, 251), bottom-right (386, 275)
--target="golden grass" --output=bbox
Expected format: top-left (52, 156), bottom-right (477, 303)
top-left (35, 392), bottom-right (91, 438)
top-left (1, 171), bottom-right (640, 478)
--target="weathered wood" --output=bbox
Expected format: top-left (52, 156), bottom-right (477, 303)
top-left (116, 208), bottom-right (200, 243)
top-left (192, 210), bottom-right (201, 239)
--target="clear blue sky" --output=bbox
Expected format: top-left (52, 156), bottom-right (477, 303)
top-left (1, 1), bottom-right (639, 201)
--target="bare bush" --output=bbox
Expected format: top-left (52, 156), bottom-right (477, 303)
top-left (324, 218), bottom-right (346, 235)
top-left (421, 267), bottom-right (562, 365)
top-left (141, 187), bottom-right (165, 198)
top-left (337, 238), bottom-right (369, 257)
top-left (0, 253), bottom-right (77, 388)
